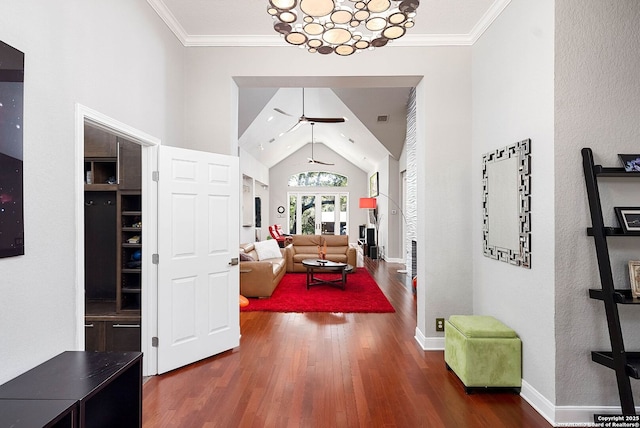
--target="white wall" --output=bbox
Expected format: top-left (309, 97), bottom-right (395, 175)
top-left (472, 0), bottom-right (556, 403)
top-left (375, 155), bottom-right (403, 260)
top-left (240, 148), bottom-right (269, 243)
top-left (555, 0), bottom-right (640, 407)
top-left (0, 0), bottom-right (185, 384)
top-left (416, 57), bottom-right (474, 344)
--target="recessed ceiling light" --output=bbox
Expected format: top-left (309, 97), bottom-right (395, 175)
top-left (267, 116), bottom-right (274, 122)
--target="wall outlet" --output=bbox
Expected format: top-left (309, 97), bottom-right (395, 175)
top-left (436, 318), bottom-right (445, 332)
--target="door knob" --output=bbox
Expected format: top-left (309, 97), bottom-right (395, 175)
top-left (229, 258), bottom-right (239, 266)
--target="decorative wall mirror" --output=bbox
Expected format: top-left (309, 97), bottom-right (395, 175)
top-left (482, 139), bottom-right (531, 268)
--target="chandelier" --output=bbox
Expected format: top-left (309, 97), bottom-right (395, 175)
top-left (267, 0), bottom-right (420, 56)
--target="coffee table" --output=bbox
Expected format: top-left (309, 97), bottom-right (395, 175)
top-left (302, 259), bottom-right (354, 290)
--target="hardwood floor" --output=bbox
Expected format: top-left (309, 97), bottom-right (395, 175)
top-left (142, 258), bottom-right (551, 427)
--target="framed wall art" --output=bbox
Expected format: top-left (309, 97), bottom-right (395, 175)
top-left (369, 172), bottom-right (379, 197)
top-left (0, 40), bottom-right (25, 258)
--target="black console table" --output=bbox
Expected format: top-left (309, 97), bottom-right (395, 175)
top-left (0, 351), bottom-right (142, 428)
top-left (0, 399), bottom-right (77, 427)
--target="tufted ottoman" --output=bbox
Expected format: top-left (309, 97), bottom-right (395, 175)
top-left (444, 315), bottom-right (521, 393)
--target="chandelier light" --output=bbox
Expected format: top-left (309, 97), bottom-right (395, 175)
top-left (267, 0), bottom-right (420, 56)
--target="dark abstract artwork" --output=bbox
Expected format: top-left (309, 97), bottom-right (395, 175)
top-left (0, 40), bottom-right (24, 258)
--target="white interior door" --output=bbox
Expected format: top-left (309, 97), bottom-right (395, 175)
top-left (157, 146), bottom-right (239, 374)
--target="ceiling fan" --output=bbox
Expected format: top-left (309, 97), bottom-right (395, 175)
top-left (307, 123), bottom-right (334, 166)
top-left (274, 88), bottom-right (345, 134)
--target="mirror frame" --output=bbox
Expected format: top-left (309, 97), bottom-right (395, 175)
top-left (482, 139), bottom-right (531, 268)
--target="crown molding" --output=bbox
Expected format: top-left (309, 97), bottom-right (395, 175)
top-left (468, 0), bottom-right (512, 44)
top-left (149, 0), bottom-right (511, 48)
top-left (146, 0), bottom-right (189, 44)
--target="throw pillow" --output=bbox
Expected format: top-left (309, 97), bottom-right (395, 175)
top-left (253, 239), bottom-right (281, 261)
top-left (239, 252), bottom-right (254, 262)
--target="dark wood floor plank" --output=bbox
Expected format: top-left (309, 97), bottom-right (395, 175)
top-left (143, 259), bottom-right (551, 427)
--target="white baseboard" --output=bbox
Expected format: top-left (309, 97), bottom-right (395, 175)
top-left (520, 378), bottom-right (634, 426)
top-left (554, 404), bottom-right (632, 427)
top-left (520, 380), bottom-right (556, 426)
top-left (414, 327), bottom-right (445, 350)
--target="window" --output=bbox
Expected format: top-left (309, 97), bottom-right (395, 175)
top-left (288, 192), bottom-right (349, 236)
top-left (288, 172), bottom-right (347, 187)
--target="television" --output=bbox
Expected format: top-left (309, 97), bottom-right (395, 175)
top-left (0, 40), bottom-right (25, 258)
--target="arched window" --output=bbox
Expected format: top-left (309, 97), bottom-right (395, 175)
top-left (288, 172), bottom-right (347, 187)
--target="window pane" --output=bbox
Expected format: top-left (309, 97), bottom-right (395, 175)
top-left (321, 195), bottom-right (335, 235)
top-left (288, 172), bottom-right (347, 187)
top-left (301, 195), bottom-right (316, 235)
top-left (340, 195), bottom-right (347, 235)
top-left (289, 194), bottom-right (297, 234)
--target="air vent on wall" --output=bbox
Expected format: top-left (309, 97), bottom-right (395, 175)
top-left (377, 115), bottom-right (389, 122)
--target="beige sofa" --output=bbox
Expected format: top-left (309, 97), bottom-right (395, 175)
top-left (285, 235), bottom-right (357, 273)
top-left (239, 242), bottom-right (288, 297)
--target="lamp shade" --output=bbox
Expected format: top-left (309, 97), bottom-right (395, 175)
top-left (359, 197), bottom-right (377, 209)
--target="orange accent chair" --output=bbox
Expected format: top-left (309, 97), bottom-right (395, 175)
top-left (269, 224), bottom-right (292, 247)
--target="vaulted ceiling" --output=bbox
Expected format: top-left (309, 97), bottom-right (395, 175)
top-left (147, 0), bottom-right (510, 171)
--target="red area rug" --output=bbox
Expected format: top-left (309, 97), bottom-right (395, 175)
top-left (241, 268), bottom-right (395, 313)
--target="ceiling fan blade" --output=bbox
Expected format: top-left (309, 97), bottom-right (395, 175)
top-left (315, 159), bottom-right (335, 165)
top-left (282, 120), bottom-right (302, 134)
top-left (308, 158), bottom-right (334, 166)
top-left (274, 108), bottom-right (294, 117)
top-left (305, 117), bottom-right (345, 123)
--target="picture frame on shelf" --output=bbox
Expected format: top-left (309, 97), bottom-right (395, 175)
top-left (615, 207), bottom-right (640, 233)
top-left (618, 154), bottom-right (640, 172)
top-left (369, 172), bottom-right (379, 197)
top-left (629, 261), bottom-right (640, 298)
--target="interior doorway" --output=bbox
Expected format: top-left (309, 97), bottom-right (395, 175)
top-left (75, 104), bottom-right (159, 376)
top-left (83, 122), bottom-right (143, 353)
top-left (76, 104), bottom-right (240, 377)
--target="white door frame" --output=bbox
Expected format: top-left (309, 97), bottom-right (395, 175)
top-left (74, 104), bottom-right (160, 376)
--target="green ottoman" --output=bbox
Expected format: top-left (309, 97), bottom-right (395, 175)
top-left (444, 315), bottom-right (521, 393)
